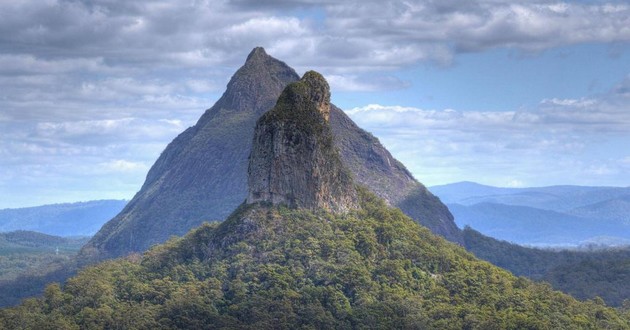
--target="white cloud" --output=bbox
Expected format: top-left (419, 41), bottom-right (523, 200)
top-left (327, 74), bottom-right (410, 92)
top-left (0, 0), bottom-right (628, 206)
top-left (344, 84), bottom-right (630, 187)
top-left (100, 159), bottom-right (148, 173)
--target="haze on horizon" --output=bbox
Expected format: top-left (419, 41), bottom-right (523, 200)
top-left (0, 0), bottom-right (629, 208)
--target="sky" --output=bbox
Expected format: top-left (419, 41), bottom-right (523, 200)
top-left (0, 0), bottom-right (629, 208)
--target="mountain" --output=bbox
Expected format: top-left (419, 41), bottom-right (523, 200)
top-left (2, 72), bottom-right (627, 329)
top-left (430, 182), bottom-right (630, 246)
top-left (430, 181), bottom-right (630, 212)
top-left (0, 200), bottom-right (126, 237)
top-left (80, 47), bottom-right (460, 263)
top-left (569, 195), bottom-right (630, 224)
top-left (448, 203), bottom-right (629, 246)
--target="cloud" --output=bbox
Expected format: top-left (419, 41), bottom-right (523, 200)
top-left (345, 82), bottom-right (630, 187)
top-left (1, 1), bottom-right (627, 71)
top-left (0, 113), bottom-right (201, 207)
top-left (327, 74), bottom-right (410, 92)
top-left (100, 159), bottom-right (149, 173)
top-left (0, 0), bottom-right (628, 206)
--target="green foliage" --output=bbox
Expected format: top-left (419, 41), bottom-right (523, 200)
top-left (463, 226), bottom-right (630, 307)
top-left (2, 190), bottom-right (629, 328)
top-left (0, 232), bottom-right (88, 283)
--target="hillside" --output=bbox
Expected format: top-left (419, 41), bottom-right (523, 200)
top-left (80, 47), bottom-right (459, 263)
top-left (3, 190), bottom-right (629, 329)
top-left (430, 182), bottom-right (630, 246)
top-left (0, 200), bottom-right (126, 237)
top-left (0, 231), bottom-right (88, 287)
top-left (463, 227), bottom-right (630, 307)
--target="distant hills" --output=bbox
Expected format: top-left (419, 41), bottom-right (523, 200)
top-left (0, 200), bottom-right (126, 237)
top-left (430, 182), bottom-right (630, 246)
top-left (0, 231), bottom-right (88, 296)
top-left (0, 230), bottom-right (89, 252)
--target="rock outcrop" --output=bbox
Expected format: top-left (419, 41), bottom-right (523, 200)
top-left (247, 71), bottom-right (358, 213)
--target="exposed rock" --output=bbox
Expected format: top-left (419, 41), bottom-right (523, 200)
top-left (247, 71), bottom-right (358, 213)
top-left (78, 47), bottom-right (300, 262)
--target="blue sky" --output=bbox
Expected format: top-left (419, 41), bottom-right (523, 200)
top-left (0, 0), bottom-right (629, 208)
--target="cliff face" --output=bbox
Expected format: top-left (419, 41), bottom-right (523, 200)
top-left (247, 72), bottom-right (358, 213)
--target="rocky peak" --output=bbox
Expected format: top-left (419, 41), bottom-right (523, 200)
top-left (246, 46), bottom-right (269, 63)
top-left (247, 71), bottom-right (358, 213)
top-left (213, 47), bottom-right (300, 116)
top-left (300, 71), bottom-right (331, 121)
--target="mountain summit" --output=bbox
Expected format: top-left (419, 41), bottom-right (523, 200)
top-left (248, 71), bottom-right (358, 213)
top-left (79, 47), bottom-right (460, 263)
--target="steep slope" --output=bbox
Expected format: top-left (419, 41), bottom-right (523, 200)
top-left (80, 47), bottom-right (460, 262)
top-left (2, 75), bottom-right (627, 328)
top-left (0, 200), bottom-right (125, 237)
top-left (331, 106), bottom-right (460, 242)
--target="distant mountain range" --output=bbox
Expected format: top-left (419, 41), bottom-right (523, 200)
top-left (430, 181), bottom-right (630, 246)
top-left (0, 200), bottom-right (126, 237)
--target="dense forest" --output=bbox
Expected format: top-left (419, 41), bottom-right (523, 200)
top-left (463, 227), bottom-right (630, 307)
top-left (2, 189), bottom-right (628, 329)
top-left (0, 231), bottom-right (87, 282)
top-left (0, 231), bottom-right (87, 307)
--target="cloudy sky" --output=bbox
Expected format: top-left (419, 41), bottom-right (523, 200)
top-left (1, 0), bottom-right (629, 208)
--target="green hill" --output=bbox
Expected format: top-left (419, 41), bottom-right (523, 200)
top-left (1, 191), bottom-right (628, 329)
top-left (0, 231), bottom-right (88, 289)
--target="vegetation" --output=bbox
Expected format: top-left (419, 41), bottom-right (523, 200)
top-left (463, 227), bottom-right (630, 307)
top-left (0, 231), bottom-right (87, 282)
top-left (2, 189), bottom-right (628, 329)
top-left (0, 231), bottom-right (87, 307)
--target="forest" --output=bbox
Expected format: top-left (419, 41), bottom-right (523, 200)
top-left (2, 190), bottom-right (628, 329)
